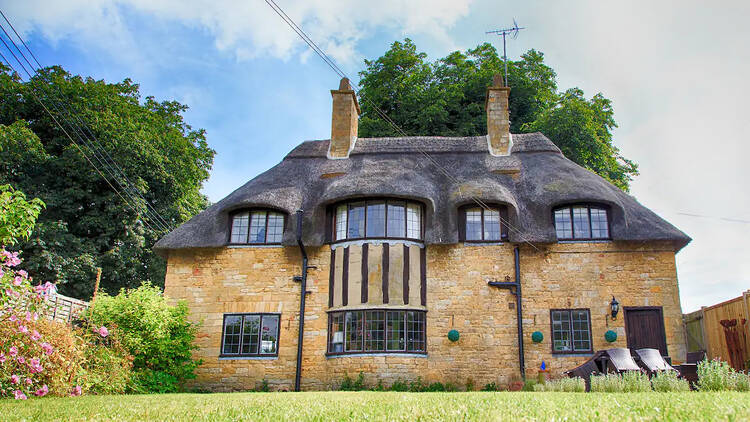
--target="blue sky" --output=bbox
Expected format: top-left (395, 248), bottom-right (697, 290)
top-left (2, 0), bottom-right (749, 312)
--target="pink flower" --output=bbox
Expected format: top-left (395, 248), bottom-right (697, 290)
top-left (25, 378), bottom-right (32, 385)
top-left (0, 353), bottom-right (5, 363)
top-left (13, 390), bottom-right (26, 400)
top-left (0, 268), bottom-right (4, 277)
top-left (10, 374), bottom-right (20, 384)
top-left (34, 385), bottom-right (48, 397)
top-left (9, 314), bottom-right (17, 323)
top-left (12, 276), bottom-right (23, 286)
top-left (17, 325), bottom-right (28, 334)
top-left (41, 342), bottom-right (53, 355)
top-left (30, 330), bottom-right (41, 341)
top-left (97, 326), bottom-right (109, 338)
top-left (25, 311), bottom-right (32, 322)
top-left (71, 385), bottom-right (82, 397)
top-left (28, 358), bottom-right (43, 374)
top-left (8, 346), bottom-right (18, 357)
top-left (32, 312), bottom-right (38, 321)
top-left (17, 270), bottom-right (27, 278)
top-left (17, 356), bottom-right (25, 364)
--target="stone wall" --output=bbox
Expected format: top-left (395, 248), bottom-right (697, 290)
top-left (163, 240), bottom-right (685, 391)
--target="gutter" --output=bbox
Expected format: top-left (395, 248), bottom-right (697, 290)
top-left (293, 209), bottom-right (311, 392)
top-left (488, 246), bottom-right (525, 380)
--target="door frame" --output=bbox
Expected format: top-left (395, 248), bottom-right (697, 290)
top-left (623, 306), bottom-right (669, 356)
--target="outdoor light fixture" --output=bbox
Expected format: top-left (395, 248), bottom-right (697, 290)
top-left (610, 296), bottom-right (620, 320)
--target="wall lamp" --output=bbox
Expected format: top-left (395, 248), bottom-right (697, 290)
top-left (610, 296), bottom-right (620, 320)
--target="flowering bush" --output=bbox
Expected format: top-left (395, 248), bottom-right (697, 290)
top-left (0, 247), bottom-right (133, 399)
top-left (650, 370), bottom-right (690, 392)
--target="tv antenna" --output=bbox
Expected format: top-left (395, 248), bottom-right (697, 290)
top-left (486, 19), bottom-right (525, 87)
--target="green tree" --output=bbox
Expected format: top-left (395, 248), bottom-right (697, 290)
top-left (0, 184), bottom-right (45, 246)
top-left (0, 65), bottom-right (215, 298)
top-left (358, 39), bottom-right (638, 190)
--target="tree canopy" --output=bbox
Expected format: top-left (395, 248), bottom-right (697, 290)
top-left (358, 39), bottom-right (638, 191)
top-left (0, 65), bottom-right (215, 298)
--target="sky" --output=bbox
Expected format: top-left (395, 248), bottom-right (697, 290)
top-left (1, 0), bottom-right (748, 312)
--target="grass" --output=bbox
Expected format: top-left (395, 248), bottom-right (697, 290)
top-left (1, 391), bottom-right (749, 421)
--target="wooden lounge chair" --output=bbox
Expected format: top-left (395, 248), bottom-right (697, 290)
top-left (564, 350), bottom-right (605, 391)
top-left (598, 348), bottom-right (642, 374)
top-left (676, 350), bottom-right (706, 389)
top-left (634, 348), bottom-right (678, 376)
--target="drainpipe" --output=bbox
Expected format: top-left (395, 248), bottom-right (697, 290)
top-left (488, 246), bottom-right (525, 380)
top-left (293, 209), bottom-right (309, 392)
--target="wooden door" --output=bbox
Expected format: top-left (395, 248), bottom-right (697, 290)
top-left (624, 307), bottom-right (668, 356)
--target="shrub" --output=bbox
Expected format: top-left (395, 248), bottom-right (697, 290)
top-left (83, 282), bottom-right (201, 393)
top-left (650, 371), bottom-right (690, 392)
top-left (590, 374), bottom-right (625, 393)
top-left (409, 377), bottom-right (427, 392)
top-left (340, 372), bottom-right (366, 391)
top-left (732, 371), bottom-right (749, 392)
top-left (534, 377), bottom-right (585, 392)
top-left (481, 382), bottom-right (499, 392)
top-left (390, 379), bottom-right (408, 392)
top-left (622, 371), bottom-right (651, 392)
top-left (697, 359), bottom-right (736, 391)
top-left (522, 379), bottom-right (537, 391)
top-left (465, 378), bottom-right (475, 391)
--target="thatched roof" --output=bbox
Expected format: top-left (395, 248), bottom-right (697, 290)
top-left (154, 132), bottom-right (690, 252)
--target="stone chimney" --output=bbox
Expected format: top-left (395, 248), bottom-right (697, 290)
top-left (486, 74), bottom-right (512, 156)
top-left (328, 77), bottom-right (361, 159)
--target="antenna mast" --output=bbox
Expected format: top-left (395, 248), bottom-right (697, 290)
top-left (486, 19), bottom-right (525, 87)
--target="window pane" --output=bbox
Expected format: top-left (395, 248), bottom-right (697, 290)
top-left (406, 203), bottom-right (421, 239)
top-left (366, 202), bottom-right (386, 237)
top-left (249, 211), bottom-right (267, 244)
top-left (335, 205), bottom-right (348, 240)
top-left (571, 310), bottom-right (591, 351)
top-left (590, 208), bottom-right (609, 239)
top-left (465, 208), bottom-right (482, 241)
top-left (222, 316), bottom-right (242, 354)
top-left (364, 310), bottom-right (385, 351)
top-left (260, 315), bottom-right (279, 354)
top-left (386, 202), bottom-right (406, 238)
top-left (554, 208), bottom-right (573, 239)
top-left (266, 213), bottom-right (284, 243)
top-left (386, 311), bottom-right (405, 351)
top-left (329, 313), bottom-right (345, 353)
top-left (347, 204), bottom-right (365, 239)
top-left (551, 310), bottom-right (572, 352)
top-left (230, 212), bottom-right (249, 243)
top-left (345, 311), bottom-right (363, 352)
top-left (406, 311), bottom-right (425, 352)
top-left (572, 207), bottom-right (591, 239)
top-left (241, 315), bottom-right (260, 355)
top-left (484, 209), bottom-right (501, 241)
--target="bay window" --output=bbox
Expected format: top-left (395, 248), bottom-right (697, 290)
top-left (327, 310), bottom-right (426, 355)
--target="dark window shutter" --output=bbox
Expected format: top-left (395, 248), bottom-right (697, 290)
top-left (500, 206), bottom-right (509, 240)
top-left (457, 206), bottom-right (467, 241)
top-left (324, 205), bottom-right (333, 243)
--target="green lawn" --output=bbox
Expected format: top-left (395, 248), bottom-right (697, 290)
top-left (1, 391), bottom-right (749, 421)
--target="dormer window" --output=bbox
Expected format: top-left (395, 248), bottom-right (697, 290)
top-left (554, 205), bottom-right (610, 240)
top-left (332, 199), bottom-right (423, 242)
top-left (458, 205), bottom-right (509, 242)
top-left (230, 210), bottom-right (285, 244)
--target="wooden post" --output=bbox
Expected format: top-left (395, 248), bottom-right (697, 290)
top-left (700, 306), bottom-right (709, 355)
top-left (92, 267), bottom-right (102, 303)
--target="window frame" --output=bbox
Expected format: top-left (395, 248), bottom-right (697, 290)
top-left (549, 308), bottom-right (593, 354)
top-left (326, 309), bottom-right (427, 356)
top-left (331, 198), bottom-right (425, 243)
top-left (228, 209), bottom-right (286, 245)
top-left (219, 313), bottom-right (281, 358)
top-left (458, 204), bottom-right (509, 242)
top-left (552, 204), bottom-right (611, 241)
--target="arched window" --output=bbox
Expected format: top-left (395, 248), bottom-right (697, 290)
top-left (229, 210), bottom-right (285, 244)
top-left (331, 199), bottom-right (424, 242)
top-left (553, 205), bottom-right (610, 240)
top-left (458, 205), bottom-right (509, 242)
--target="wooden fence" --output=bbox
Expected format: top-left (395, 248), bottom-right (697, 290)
top-left (684, 290), bottom-right (750, 370)
top-left (45, 292), bottom-right (90, 323)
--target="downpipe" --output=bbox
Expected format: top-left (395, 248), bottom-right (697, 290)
top-left (488, 246), bottom-right (525, 380)
top-left (293, 209), bottom-right (309, 392)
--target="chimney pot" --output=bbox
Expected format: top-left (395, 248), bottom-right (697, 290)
top-left (328, 78), bottom-right (360, 159)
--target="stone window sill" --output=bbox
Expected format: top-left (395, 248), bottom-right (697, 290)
top-left (219, 356), bottom-right (279, 361)
top-left (326, 353), bottom-right (428, 359)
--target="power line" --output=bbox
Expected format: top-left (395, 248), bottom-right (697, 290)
top-left (0, 17), bottom-right (171, 233)
top-left (0, 11), bottom-right (174, 233)
top-left (265, 0), bottom-right (539, 251)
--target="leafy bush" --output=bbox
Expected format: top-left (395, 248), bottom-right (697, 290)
top-left (697, 359), bottom-right (736, 391)
top-left (390, 379), bottom-right (408, 392)
top-left (533, 377), bottom-right (585, 392)
top-left (622, 371), bottom-right (651, 392)
top-left (650, 371), bottom-right (690, 392)
top-left (409, 377), bottom-right (427, 392)
top-left (481, 382), bottom-right (499, 392)
top-left (590, 374), bottom-right (625, 393)
top-left (340, 372), bottom-right (366, 391)
top-left (84, 282), bottom-right (200, 393)
top-left (733, 372), bottom-right (750, 392)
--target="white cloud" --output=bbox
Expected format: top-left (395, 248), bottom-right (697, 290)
top-left (1, 0), bottom-right (473, 65)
